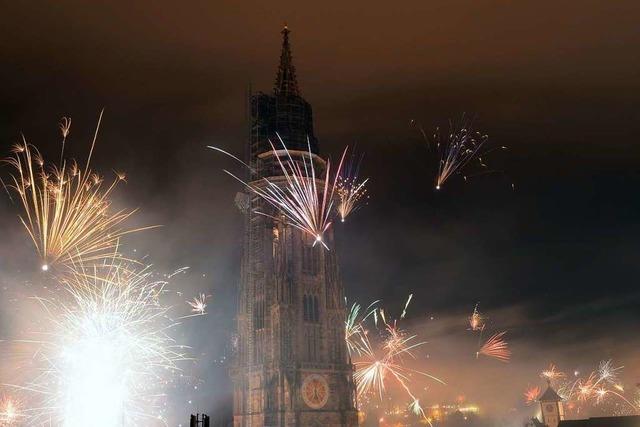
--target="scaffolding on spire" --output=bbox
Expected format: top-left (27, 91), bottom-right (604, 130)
top-left (247, 24), bottom-right (318, 172)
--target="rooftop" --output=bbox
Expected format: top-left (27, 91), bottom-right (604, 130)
top-left (559, 415), bottom-right (640, 427)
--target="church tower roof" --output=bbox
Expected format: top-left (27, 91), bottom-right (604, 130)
top-left (539, 381), bottom-right (563, 402)
top-left (274, 24), bottom-right (300, 97)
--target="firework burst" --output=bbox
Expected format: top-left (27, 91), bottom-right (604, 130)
top-left (537, 361), bottom-right (638, 415)
top-left (6, 257), bottom-right (188, 426)
top-left (352, 297), bottom-right (444, 420)
top-left (541, 364), bottom-right (565, 382)
top-left (335, 148), bottom-right (368, 222)
top-left (476, 331), bottom-right (511, 362)
top-left (0, 394), bottom-right (22, 425)
top-left (468, 303), bottom-right (485, 332)
top-left (2, 113), bottom-right (151, 271)
top-left (345, 299), bottom-right (378, 356)
top-left (524, 386), bottom-right (541, 405)
top-left (186, 293), bottom-right (210, 315)
top-left (597, 359), bottom-right (623, 386)
top-left (209, 135), bottom-right (346, 249)
top-left (427, 116), bottom-right (507, 190)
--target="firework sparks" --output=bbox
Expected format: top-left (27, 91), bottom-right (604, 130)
top-left (524, 386), bottom-right (541, 405)
top-left (429, 116), bottom-right (506, 190)
top-left (7, 257), bottom-right (188, 425)
top-left (353, 336), bottom-right (444, 412)
top-left (59, 117), bottom-right (71, 164)
top-left (595, 387), bottom-right (608, 405)
top-left (0, 395), bottom-right (22, 425)
top-left (476, 331), bottom-right (511, 362)
top-left (2, 113), bottom-right (151, 271)
top-left (187, 293), bottom-right (210, 315)
top-left (408, 398), bottom-right (432, 425)
top-left (538, 361), bottom-right (639, 415)
top-left (335, 148), bottom-right (368, 222)
top-left (345, 299), bottom-right (378, 356)
top-left (209, 135), bottom-right (346, 249)
top-left (353, 298), bottom-right (444, 407)
top-left (541, 364), bottom-right (565, 382)
top-left (576, 372), bottom-right (598, 402)
top-left (468, 303), bottom-right (485, 332)
top-left (597, 359), bottom-right (623, 385)
top-left (354, 337), bottom-right (444, 400)
top-left (400, 294), bottom-right (413, 320)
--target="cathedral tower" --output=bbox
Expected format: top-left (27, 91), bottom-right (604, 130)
top-left (230, 26), bottom-right (359, 427)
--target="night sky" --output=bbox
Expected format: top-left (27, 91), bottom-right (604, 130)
top-left (2, 1), bottom-right (640, 425)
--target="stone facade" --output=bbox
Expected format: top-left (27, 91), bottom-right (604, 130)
top-left (230, 27), bottom-right (359, 427)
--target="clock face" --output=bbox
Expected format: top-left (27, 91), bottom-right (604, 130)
top-left (545, 403), bottom-right (555, 412)
top-left (302, 374), bottom-right (329, 409)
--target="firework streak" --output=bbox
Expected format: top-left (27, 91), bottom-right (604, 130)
top-left (336, 147), bottom-right (368, 222)
top-left (2, 113), bottom-right (151, 272)
top-left (209, 135), bottom-right (350, 249)
top-left (351, 297), bottom-right (445, 424)
top-left (477, 331), bottom-right (511, 362)
top-left (536, 361), bottom-right (638, 415)
top-left (4, 258), bottom-right (189, 426)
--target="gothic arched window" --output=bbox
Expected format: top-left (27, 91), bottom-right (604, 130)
top-left (303, 294), bottom-right (320, 323)
top-left (254, 299), bottom-right (265, 330)
top-left (302, 242), bottom-right (320, 275)
top-left (313, 296), bottom-right (319, 322)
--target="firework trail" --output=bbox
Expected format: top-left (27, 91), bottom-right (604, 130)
top-left (538, 361), bottom-right (638, 415)
top-left (186, 293), bottom-right (210, 316)
top-left (541, 364), bottom-right (565, 382)
top-left (4, 257), bottom-right (188, 426)
top-left (209, 135), bottom-right (346, 249)
top-left (400, 294), bottom-right (413, 320)
top-left (352, 296), bottom-right (444, 422)
top-left (476, 331), bottom-right (511, 362)
top-left (420, 115), bottom-right (507, 190)
top-left (2, 113), bottom-right (152, 272)
top-left (576, 372), bottom-right (599, 403)
top-left (468, 303), bottom-right (485, 332)
top-left (408, 398), bottom-right (432, 426)
top-left (335, 147), bottom-right (369, 222)
top-left (597, 360), bottom-right (623, 386)
top-left (59, 117), bottom-right (71, 165)
top-left (0, 394), bottom-right (22, 425)
top-left (353, 332), bottom-right (444, 399)
top-left (345, 299), bottom-right (378, 357)
top-left (524, 386), bottom-right (541, 405)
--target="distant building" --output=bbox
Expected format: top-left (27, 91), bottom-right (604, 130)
top-left (524, 418), bottom-right (546, 427)
top-left (526, 381), bottom-right (564, 427)
top-left (539, 381), bottom-right (564, 427)
top-left (525, 382), bottom-right (640, 427)
top-left (558, 415), bottom-right (640, 426)
top-left (425, 403), bottom-right (480, 423)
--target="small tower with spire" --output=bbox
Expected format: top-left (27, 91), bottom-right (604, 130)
top-left (538, 380), bottom-right (564, 427)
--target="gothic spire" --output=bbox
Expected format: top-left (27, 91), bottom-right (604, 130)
top-left (274, 24), bottom-right (300, 97)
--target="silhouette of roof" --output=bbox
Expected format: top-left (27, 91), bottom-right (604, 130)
top-left (538, 384), bottom-right (562, 402)
top-left (559, 415), bottom-right (640, 426)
